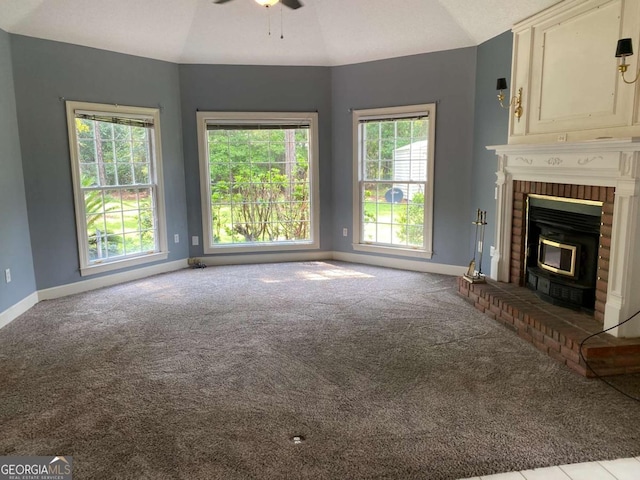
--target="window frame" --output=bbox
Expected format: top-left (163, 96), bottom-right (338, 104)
top-left (66, 101), bottom-right (168, 276)
top-left (351, 103), bottom-right (436, 258)
top-left (196, 111), bottom-right (320, 254)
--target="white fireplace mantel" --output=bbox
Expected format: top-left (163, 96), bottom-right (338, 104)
top-left (487, 138), bottom-right (640, 338)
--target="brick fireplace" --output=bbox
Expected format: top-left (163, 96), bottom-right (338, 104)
top-left (457, 139), bottom-right (640, 376)
top-left (487, 139), bottom-right (640, 339)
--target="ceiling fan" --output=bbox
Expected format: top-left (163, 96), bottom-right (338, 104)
top-left (214, 0), bottom-right (303, 9)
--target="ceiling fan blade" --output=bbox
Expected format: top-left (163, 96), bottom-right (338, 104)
top-left (280, 0), bottom-right (303, 9)
top-left (213, 0), bottom-right (234, 4)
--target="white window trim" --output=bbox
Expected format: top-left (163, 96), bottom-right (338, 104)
top-left (196, 111), bottom-right (320, 254)
top-left (66, 101), bottom-right (168, 276)
top-left (351, 103), bottom-right (436, 259)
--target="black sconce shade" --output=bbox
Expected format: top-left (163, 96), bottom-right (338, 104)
top-left (616, 38), bottom-right (633, 58)
top-left (496, 78), bottom-right (508, 91)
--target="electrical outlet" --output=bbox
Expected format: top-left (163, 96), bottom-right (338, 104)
top-left (343, 228), bottom-right (348, 237)
top-left (174, 234), bottom-right (180, 243)
top-left (557, 133), bottom-right (567, 142)
top-left (5, 268), bottom-right (11, 283)
top-left (192, 236), bottom-right (199, 246)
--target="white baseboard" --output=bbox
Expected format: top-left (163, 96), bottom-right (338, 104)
top-left (198, 251), bottom-right (332, 266)
top-left (0, 291), bottom-right (39, 330)
top-left (198, 251), bottom-right (466, 276)
top-left (332, 251), bottom-right (467, 276)
top-left (0, 254), bottom-right (466, 328)
top-left (37, 259), bottom-right (188, 301)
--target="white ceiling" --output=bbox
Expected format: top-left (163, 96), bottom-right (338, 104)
top-left (0, 0), bottom-right (559, 66)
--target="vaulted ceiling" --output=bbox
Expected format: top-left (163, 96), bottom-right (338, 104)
top-left (0, 0), bottom-right (559, 66)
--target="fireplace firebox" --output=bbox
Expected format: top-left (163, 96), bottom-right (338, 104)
top-left (525, 195), bottom-right (601, 311)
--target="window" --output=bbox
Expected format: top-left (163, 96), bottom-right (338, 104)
top-left (352, 104), bottom-right (435, 258)
top-left (197, 112), bottom-right (320, 254)
top-left (66, 101), bottom-right (167, 275)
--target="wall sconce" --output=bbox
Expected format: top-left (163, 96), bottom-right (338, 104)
top-left (615, 38), bottom-right (640, 84)
top-left (496, 78), bottom-right (523, 121)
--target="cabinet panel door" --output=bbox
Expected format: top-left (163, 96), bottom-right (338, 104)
top-left (509, 0), bottom-right (640, 143)
top-left (529, 0), bottom-right (627, 133)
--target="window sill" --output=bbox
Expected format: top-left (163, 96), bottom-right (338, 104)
top-left (352, 243), bottom-right (433, 259)
top-left (80, 252), bottom-right (169, 276)
top-left (203, 241), bottom-right (319, 255)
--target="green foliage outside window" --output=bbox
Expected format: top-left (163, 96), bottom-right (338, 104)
top-left (396, 192), bottom-right (425, 246)
top-left (360, 117), bottom-right (428, 248)
top-left (208, 128), bottom-right (311, 245)
top-left (76, 117), bottom-right (156, 261)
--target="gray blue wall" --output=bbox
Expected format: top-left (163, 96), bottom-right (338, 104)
top-left (0, 29), bottom-right (36, 312)
top-left (471, 32), bottom-right (513, 274)
top-left (2, 31), bottom-right (514, 299)
top-left (10, 35), bottom-right (189, 290)
top-left (331, 48), bottom-right (478, 267)
top-left (179, 64), bottom-right (333, 256)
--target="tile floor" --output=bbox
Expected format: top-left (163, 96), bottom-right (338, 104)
top-left (459, 457), bottom-right (640, 480)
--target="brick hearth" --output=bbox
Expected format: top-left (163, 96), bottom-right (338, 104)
top-left (457, 277), bottom-right (640, 377)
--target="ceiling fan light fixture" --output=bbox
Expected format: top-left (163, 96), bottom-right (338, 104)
top-left (255, 0), bottom-right (279, 6)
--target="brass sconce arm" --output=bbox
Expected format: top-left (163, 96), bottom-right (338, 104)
top-left (618, 60), bottom-right (640, 84)
top-left (616, 38), bottom-right (640, 84)
top-left (496, 78), bottom-right (523, 121)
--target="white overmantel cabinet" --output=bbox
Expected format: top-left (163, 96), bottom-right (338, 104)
top-left (508, 0), bottom-right (640, 144)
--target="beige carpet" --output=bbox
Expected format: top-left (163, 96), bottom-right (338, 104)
top-left (0, 261), bottom-right (639, 479)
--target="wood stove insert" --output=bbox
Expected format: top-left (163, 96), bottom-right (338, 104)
top-left (525, 195), bottom-right (601, 311)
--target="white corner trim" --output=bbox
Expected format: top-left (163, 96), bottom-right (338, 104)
top-left (332, 251), bottom-right (466, 276)
top-left (38, 259), bottom-right (188, 301)
top-left (0, 292), bottom-right (39, 330)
